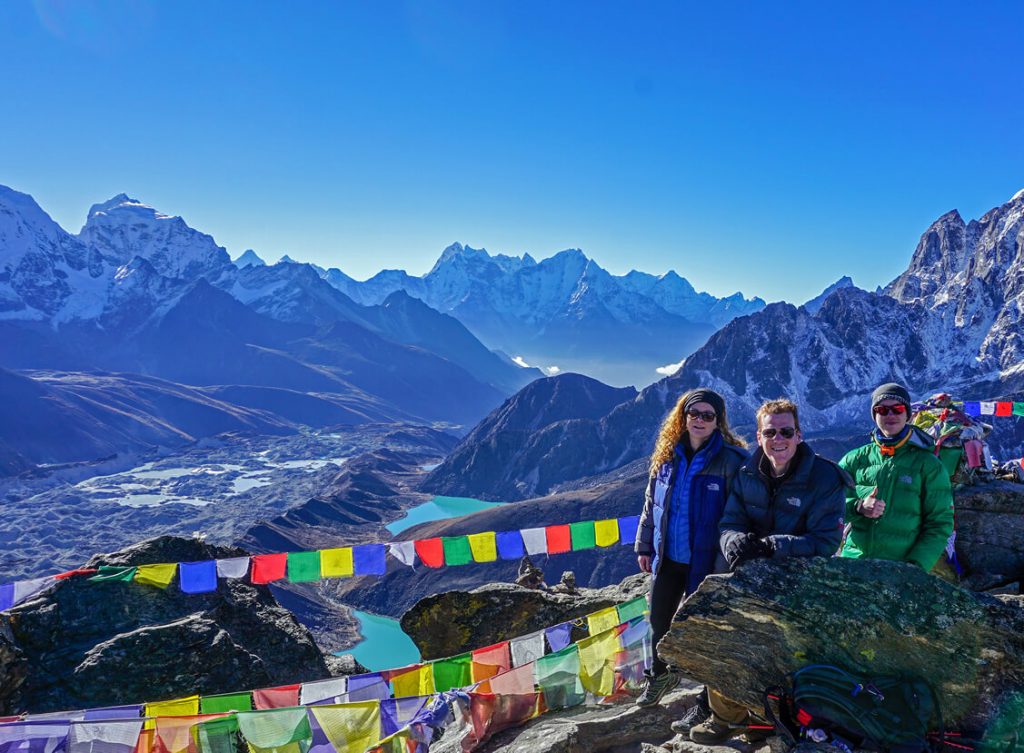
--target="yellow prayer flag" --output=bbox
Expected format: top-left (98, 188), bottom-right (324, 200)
top-left (578, 628), bottom-right (623, 697)
top-left (135, 563), bottom-right (178, 589)
top-left (309, 702), bottom-right (381, 753)
top-left (321, 548), bottom-right (354, 578)
top-left (389, 665), bottom-right (435, 698)
top-left (143, 695), bottom-right (200, 730)
top-left (594, 519), bottom-right (620, 547)
top-left (587, 607), bottom-right (620, 636)
top-left (468, 532), bottom-right (497, 563)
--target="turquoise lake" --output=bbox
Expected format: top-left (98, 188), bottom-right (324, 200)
top-left (340, 495), bottom-right (505, 669)
top-left (385, 495), bottom-right (503, 535)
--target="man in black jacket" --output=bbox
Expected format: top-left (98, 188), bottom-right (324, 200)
top-left (685, 398), bottom-right (850, 744)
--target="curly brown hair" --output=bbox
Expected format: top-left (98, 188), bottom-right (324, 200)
top-left (649, 388), bottom-right (748, 473)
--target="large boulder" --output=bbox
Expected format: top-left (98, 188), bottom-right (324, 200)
top-left (658, 557), bottom-right (1024, 732)
top-left (952, 480), bottom-right (1024, 591)
top-left (0, 536), bottom-right (354, 714)
top-left (402, 573), bottom-right (649, 660)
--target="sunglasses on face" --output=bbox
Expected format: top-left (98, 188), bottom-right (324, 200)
top-left (760, 427), bottom-right (797, 439)
top-left (873, 404), bottom-right (908, 416)
top-left (685, 409), bottom-right (717, 423)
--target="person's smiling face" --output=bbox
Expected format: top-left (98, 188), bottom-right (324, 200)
top-left (685, 401), bottom-right (717, 446)
top-left (873, 399), bottom-right (909, 438)
top-left (757, 411), bottom-right (802, 475)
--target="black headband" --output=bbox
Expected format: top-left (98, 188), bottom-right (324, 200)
top-left (682, 389), bottom-right (725, 418)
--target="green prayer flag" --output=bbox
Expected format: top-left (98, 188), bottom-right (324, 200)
top-left (287, 551), bottom-right (321, 583)
top-left (237, 708), bottom-right (311, 753)
top-left (569, 521), bottom-right (596, 550)
top-left (200, 692), bottom-right (253, 714)
top-left (617, 596), bottom-right (647, 623)
top-left (535, 644), bottom-right (584, 710)
top-left (88, 566), bottom-right (138, 583)
top-left (432, 653), bottom-right (473, 692)
top-left (1014, 402), bottom-right (1024, 417)
top-left (194, 716), bottom-right (241, 753)
top-left (442, 536), bottom-right (473, 566)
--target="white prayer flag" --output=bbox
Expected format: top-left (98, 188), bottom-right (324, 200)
top-left (510, 631), bottom-right (546, 667)
top-left (388, 541), bottom-right (417, 567)
top-left (520, 528), bottom-right (548, 556)
top-left (299, 677), bottom-right (348, 706)
top-left (69, 720), bottom-right (144, 753)
top-left (980, 401), bottom-right (996, 415)
top-left (215, 557), bottom-right (250, 579)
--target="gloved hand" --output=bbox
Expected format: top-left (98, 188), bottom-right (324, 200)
top-left (724, 532), bottom-right (759, 568)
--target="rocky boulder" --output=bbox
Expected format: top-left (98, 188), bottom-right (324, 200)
top-left (402, 573), bottom-right (649, 660)
top-left (658, 557), bottom-right (1024, 732)
top-left (0, 536), bottom-right (354, 714)
top-left (952, 480), bottom-right (1024, 591)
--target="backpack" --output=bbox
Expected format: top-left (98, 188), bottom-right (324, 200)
top-left (764, 664), bottom-right (944, 753)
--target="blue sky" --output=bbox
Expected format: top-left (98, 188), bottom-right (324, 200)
top-left (2, 1), bottom-right (1022, 302)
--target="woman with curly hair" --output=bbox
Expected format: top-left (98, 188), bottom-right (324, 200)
top-left (633, 388), bottom-right (748, 710)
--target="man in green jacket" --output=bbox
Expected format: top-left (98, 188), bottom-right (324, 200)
top-left (839, 383), bottom-right (954, 570)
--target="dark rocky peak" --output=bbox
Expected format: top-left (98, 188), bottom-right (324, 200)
top-left (0, 535), bottom-right (335, 715)
top-left (803, 274), bottom-right (856, 314)
top-left (887, 208), bottom-right (967, 302)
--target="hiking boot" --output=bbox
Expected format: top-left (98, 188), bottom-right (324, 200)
top-left (670, 689), bottom-right (711, 734)
top-left (635, 671), bottom-right (680, 707)
top-left (689, 715), bottom-right (738, 744)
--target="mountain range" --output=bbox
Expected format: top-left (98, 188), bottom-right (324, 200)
top-left (312, 243), bottom-right (765, 387)
top-left (425, 189), bottom-right (1024, 500)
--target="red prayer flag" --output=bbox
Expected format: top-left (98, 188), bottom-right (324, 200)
top-left (472, 642), bottom-right (512, 682)
top-left (414, 538), bottom-right (445, 568)
top-left (250, 553), bottom-right (287, 584)
top-left (996, 401), bottom-right (1013, 417)
top-left (252, 684), bottom-right (300, 709)
top-left (53, 568), bottom-right (97, 580)
top-left (545, 525), bottom-right (571, 554)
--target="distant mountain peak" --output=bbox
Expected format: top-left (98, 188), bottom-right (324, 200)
top-left (1012, 187), bottom-right (1024, 203)
top-left (234, 249), bottom-right (265, 268)
top-left (278, 254), bottom-right (298, 264)
top-left (803, 275), bottom-right (856, 314)
top-left (87, 194), bottom-right (164, 221)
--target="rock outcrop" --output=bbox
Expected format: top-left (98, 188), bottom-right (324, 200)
top-left (0, 536), bottom-right (355, 714)
top-left (658, 557), bottom-right (1024, 732)
top-left (951, 480), bottom-right (1024, 591)
top-left (401, 573), bottom-right (649, 660)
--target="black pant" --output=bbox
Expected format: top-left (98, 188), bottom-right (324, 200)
top-left (648, 557), bottom-right (690, 676)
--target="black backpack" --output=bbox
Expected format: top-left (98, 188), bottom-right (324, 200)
top-left (764, 664), bottom-right (944, 753)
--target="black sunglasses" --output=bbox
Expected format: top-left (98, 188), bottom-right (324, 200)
top-left (685, 408), bottom-right (717, 423)
top-left (760, 427), bottom-right (797, 439)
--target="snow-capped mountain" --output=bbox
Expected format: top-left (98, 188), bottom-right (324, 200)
top-left (234, 249), bottom-right (266, 268)
top-left (319, 242), bottom-right (765, 386)
top-left (803, 275), bottom-right (856, 314)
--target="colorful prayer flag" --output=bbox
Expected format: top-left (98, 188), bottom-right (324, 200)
top-left (89, 566), bottom-right (138, 583)
top-left (298, 677), bottom-right (348, 706)
top-left (83, 705), bottom-right (143, 721)
top-left (250, 554), bottom-right (287, 584)
top-left (617, 515), bottom-right (640, 545)
top-left (143, 696), bottom-right (199, 731)
top-left (471, 642), bottom-right (512, 683)
top-left (352, 544), bottom-right (386, 576)
top-left (569, 521), bottom-right (596, 551)
top-left (154, 714), bottom-right (222, 753)
top-left (520, 528), bottom-right (548, 556)
top-left (235, 708), bottom-right (310, 753)
top-left (981, 401), bottom-right (996, 415)
top-left (432, 653), bottom-right (473, 692)
top-left (488, 663), bottom-right (537, 697)
top-left (252, 685), bottom-right (300, 710)
top-left (309, 702), bottom-right (381, 753)
top-left (192, 716), bottom-right (240, 753)
top-left (963, 401), bottom-right (981, 417)
top-left (414, 539), bottom-right (445, 568)
top-left (134, 564), bottom-right (177, 589)
top-left (286, 552), bottom-right (321, 583)
top-left (468, 532), bottom-right (497, 563)
top-left (12, 576), bottom-right (51, 607)
top-left (442, 536), bottom-right (473, 566)
top-left (509, 631), bottom-right (545, 668)
top-left (996, 401), bottom-right (1013, 416)
top-left (587, 607), bottom-right (619, 636)
top-left (0, 583), bottom-right (12, 612)
top-left (495, 531), bottom-right (525, 560)
top-left (343, 674), bottom-right (390, 703)
top-left (578, 628), bottom-right (623, 697)
top-left (69, 718), bottom-right (144, 753)
top-left (0, 722), bottom-right (71, 753)
top-left (200, 693), bottom-right (253, 714)
top-left (593, 519), bottom-right (620, 547)
top-left (215, 558), bottom-right (250, 580)
top-left (380, 697), bottom-right (428, 738)
top-left (179, 561), bottom-right (217, 594)
top-left (545, 622), bottom-right (573, 653)
top-left (387, 541), bottom-right (416, 567)
top-left (535, 645), bottom-right (584, 710)
top-left (320, 548), bottom-right (354, 578)
top-left (545, 525), bottom-right (571, 554)
top-left (1014, 402), bottom-right (1024, 417)
top-left (616, 596), bottom-right (647, 624)
top-left (389, 665), bottom-right (435, 698)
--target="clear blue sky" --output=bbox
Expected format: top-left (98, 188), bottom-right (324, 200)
top-left (3, 1), bottom-right (1022, 302)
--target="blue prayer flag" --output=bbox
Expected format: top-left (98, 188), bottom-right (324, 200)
top-left (381, 696), bottom-right (429, 737)
top-left (964, 401), bottom-right (981, 417)
top-left (353, 544), bottom-right (387, 576)
top-left (545, 622), bottom-right (573, 652)
top-left (618, 515), bottom-right (640, 545)
top-left (84, 705), bottom-right (144, 721)
top-left (496, 530), bottom-right (526, 560)
top-left (180, 560), bottom-right (218, 594)
top-left (345, 673), bottom-right (390, 702)
top-left (0, 583), bottom-right (14, 612)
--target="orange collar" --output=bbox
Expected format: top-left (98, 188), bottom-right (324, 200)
top-left (875, 431), bottom-right (911, 457)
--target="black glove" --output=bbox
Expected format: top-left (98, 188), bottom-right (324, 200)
top-left (724, 532), bottom-right (759, 568)
top-left (752, 536), bottom-right (775, 559)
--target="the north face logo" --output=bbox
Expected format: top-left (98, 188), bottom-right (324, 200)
top-left (899, 475), bottom-right (913, 484)
top-left (787, 497), bottom-right (801, 507)
top-left (706, 482), bottom-right (720, 491)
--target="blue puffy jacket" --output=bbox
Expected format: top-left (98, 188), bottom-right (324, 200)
top-left (635, 430), bottom-right (747, 594)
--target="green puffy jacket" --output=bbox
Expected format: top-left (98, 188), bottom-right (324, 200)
top-left (838, 426), bottom-right (954, 571)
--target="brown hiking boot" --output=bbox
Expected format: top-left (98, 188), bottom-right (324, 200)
top-left (689, 715), bottom-right (738, 744)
